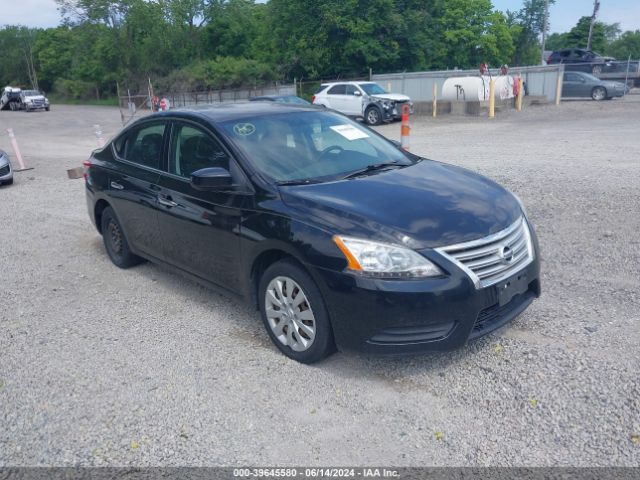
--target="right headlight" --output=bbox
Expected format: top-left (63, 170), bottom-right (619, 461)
top-left (333, 235), bottom-right (443, 279)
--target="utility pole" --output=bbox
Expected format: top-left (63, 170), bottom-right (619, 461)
top-left (541, 0), bottom-right (550, 65)
top-left (587, 0), bottom-right (600, 50)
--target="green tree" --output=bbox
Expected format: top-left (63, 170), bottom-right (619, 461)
top-left (431, 0), bottom-right (513, 69)
top-left (607, 30), bottom-right (640, 59)
top-left (508, 0), bottom-right (556, 65)
top-left (565, 16), bottom-right (607, 52)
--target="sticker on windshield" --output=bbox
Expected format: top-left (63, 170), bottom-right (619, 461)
top-left (233, 123), bottom-right (256, 136)
top-left (330, 124), bottom-right (369, 141)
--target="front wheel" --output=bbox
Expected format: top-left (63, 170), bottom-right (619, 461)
top-left (592, 86), bottom-right (607, 101)
top-left (365, 106), bottom-right (382, 126)
top-left (259, 260), bottom-right (335, 363)
top-left (100, 206), bottom-right (143, 268)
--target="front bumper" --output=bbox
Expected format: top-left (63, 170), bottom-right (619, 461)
top-left (311, 245), bottom-right (540, 355)
top-left (390, 102), bottom-right (414, 119)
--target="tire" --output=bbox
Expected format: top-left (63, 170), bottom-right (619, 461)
top-left (100, 206), bottom-right (143, 268)
top-left (45, 106), bottom-right (50, 111)
top-left (1, 178), bottom-right (13, 186)
top-left (259, 259), bottom-right (335, 363)
top-left (591, 86), bottom-right (607, 101)
top-left (365, 106), bottom-right (382, 126)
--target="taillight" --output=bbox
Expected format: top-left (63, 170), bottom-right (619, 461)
top-left (312, 95), bottom-right (316, 103)
top-left (83, 159), bottom-right (91, 180)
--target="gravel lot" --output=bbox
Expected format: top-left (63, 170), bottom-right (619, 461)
top-left (1, 97), bottom-right (639, 467)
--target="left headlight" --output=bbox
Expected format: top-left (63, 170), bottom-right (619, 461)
top-left (333, 235), bottom-right (443, 278)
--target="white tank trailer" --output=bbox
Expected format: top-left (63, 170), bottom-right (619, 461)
top-left (441, 76), bottom-right (517, 102)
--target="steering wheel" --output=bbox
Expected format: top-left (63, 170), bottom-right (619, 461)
top-left (318, 145), bottom-right (344, 161)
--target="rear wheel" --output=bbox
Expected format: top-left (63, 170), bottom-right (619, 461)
top-left (365, 106), bottom-right (382, 126)
top-left (259, 259), bottom-right (335, 363)
top-left (591, 86), bottom-right (607, 101)
top-left (101, 206), bottom-right (143, 268)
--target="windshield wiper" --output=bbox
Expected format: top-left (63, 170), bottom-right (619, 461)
top-left (340, 161), bottom-right (403, 180)
top-left (276, 178), bottom-right (321, 186)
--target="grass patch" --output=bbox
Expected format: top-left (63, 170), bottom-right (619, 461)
top-left (48, 96), bottom-right (119, 107)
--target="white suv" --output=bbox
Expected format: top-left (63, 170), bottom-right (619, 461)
top-left (312, 81), bottom-right (413, 125)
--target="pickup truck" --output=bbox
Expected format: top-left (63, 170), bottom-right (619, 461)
top-left (1, 86), bottom-right (50, 111)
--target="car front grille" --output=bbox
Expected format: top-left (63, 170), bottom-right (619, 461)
top-left (30, 100), bottom-right (45, 107)
top-left (436, 217), bottom-right (534, 289)
top-left (0, 164), bottom-right (10, 176)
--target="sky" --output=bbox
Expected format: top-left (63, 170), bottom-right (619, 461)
top-left (492, 0), bottom-right (640, 33)
top-left (2, 0), bottom-right (640, 33)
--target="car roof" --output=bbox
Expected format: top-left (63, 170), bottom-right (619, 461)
top-left (149, 101), bottom-right (322, 124)
top-left (321, 81), bottom-right (375, 87)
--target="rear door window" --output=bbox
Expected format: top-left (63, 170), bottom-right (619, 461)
top-left (327, 85), bottom-right (346, 95)
top-left (117, 123), bottom-right (166, 170)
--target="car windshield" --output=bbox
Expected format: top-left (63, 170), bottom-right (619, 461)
top-left (358, 83), bottom-right (388, 95)
top-left (23, 90), bottom-right (40, 96)
top-left (219, 110), bottom-right (412, 183)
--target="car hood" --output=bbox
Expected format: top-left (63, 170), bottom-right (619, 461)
top-left (279, 160), bottom-right (522, 249)
top-left (370, 93), bottom-right (411, 102)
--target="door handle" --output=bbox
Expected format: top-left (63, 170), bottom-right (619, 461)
top-left (110, 181), bottom-right (124, 190)
top-left (158, 196), bottom-right (178, 208)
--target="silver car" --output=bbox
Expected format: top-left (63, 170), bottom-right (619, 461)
top-left (562, 71), bottom-right (628, 101)
top-left (0, 150), bottom-right (13, 185)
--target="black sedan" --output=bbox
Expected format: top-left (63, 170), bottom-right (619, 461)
top-left (85, 103), bottom-right (540, 363)
top-left (562, 71), bottom-right (627, 100)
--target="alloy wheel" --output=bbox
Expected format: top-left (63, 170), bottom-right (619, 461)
top-left (592, 87), bottom-right (606, 101)
top-left (367, 108), bottom-right (380, 125)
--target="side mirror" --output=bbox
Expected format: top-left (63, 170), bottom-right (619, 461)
top-left (390, 139), bottom-right (401, 148)
top-left (191, 167), bottom-right (232, 190)
top-left (353, 90), bottom-right (362, 96)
